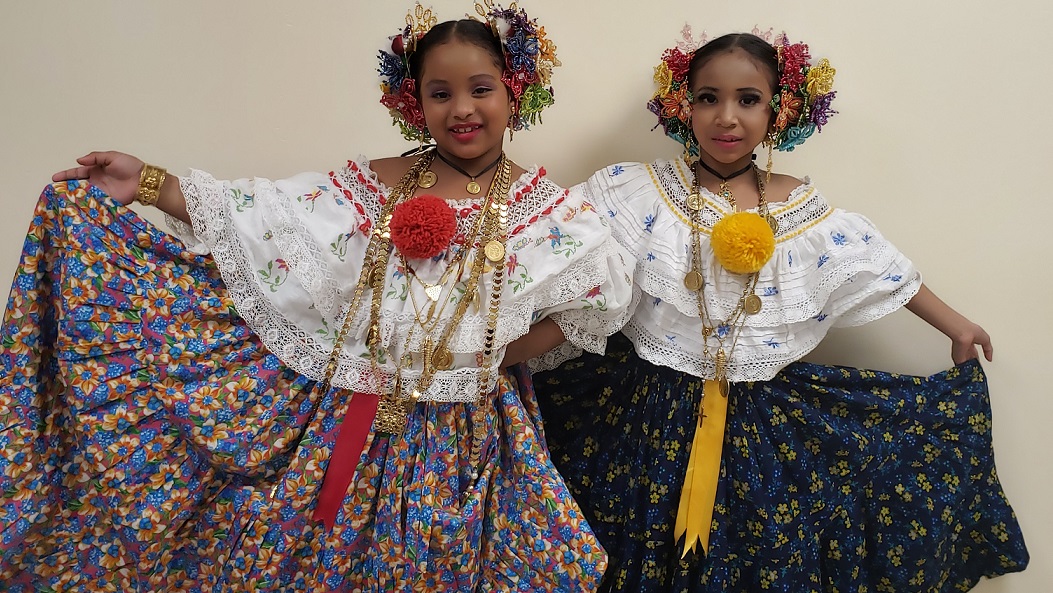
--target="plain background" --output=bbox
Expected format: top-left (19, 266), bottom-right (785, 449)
top-left (0, 1), bottom-right (1047, 590)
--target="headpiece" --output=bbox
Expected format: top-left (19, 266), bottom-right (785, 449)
top-left (377, 2), bottom-right (560, 143)
top-left (647, 26), bottom-right (837, 157)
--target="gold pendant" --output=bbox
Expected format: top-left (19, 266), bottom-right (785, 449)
top-left (466, 180), bottom-right (482, 195)
top-left (432, 345), bottom-right (454, 370)
top-left (484, 240), bottom-right (505, 262)
top-left (418, 170), bottom-right (437, 189)
top-left (766, 214), bottom-right (779, 234)
top-left (718, 377), bottom-right (730, 397)
top-left (684, 269), bottom-right (703, 292)
top-left (374, 390), bottom-right (408, 435)
top-left (714, 350), bottom-right (730, 397)
top-left (423, 284), bottom-right (442, 302)
top-left (686, 193), bottom-right (704, 212)
top-left (743, 293), bottom-right (762, 314)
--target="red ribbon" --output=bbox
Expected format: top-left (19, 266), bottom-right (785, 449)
top-left (313, 392), bottom-right (380, 528)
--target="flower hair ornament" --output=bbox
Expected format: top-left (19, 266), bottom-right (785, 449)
top-left (377, 1), bottom-right (561, 143)
top-left (647, 25), bottom-right (837, 158)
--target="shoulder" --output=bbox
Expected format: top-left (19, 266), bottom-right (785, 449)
top-left (366, 156), bottom-right (417, 188)
top-left (763, 172), bottom-right (807, 203)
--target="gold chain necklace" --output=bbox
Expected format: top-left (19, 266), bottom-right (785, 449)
top-left (323, 148), bottom-right (511, 436)
top-left (682, 163), bottom-right (776, 394)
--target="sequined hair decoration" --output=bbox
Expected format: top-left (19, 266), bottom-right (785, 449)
top-left (648, 25), bottom-right (837, 157)
top-left (377, 2), bottom-right (560, 143)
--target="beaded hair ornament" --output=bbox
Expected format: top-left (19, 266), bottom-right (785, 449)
top-left (377, 1), bottom-right (560, 143)
top-left (647, 25), bottom-right (838, 159)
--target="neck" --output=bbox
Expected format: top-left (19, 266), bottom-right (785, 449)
top-left (434, 146), bottom-right (504, 176)
top-left (695, 154), bottom-right (755, 182)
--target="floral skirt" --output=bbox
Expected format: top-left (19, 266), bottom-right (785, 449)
top-left (0, 182), bottom-right (606, 592)
top-left (534, 332), bottom-right (1028, 593)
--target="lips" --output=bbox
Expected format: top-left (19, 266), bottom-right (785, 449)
top-left (713, 135), bottom-right (741, 143)
top-left (449, 123), bottom-right (483, 142)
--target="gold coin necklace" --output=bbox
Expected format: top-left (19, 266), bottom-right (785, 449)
top-left (429, 150), bottom-right (504, 195)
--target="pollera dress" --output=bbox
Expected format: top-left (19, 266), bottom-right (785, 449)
top-left (534, 157), bottom-right (1028, 593)
top-left (0, 156), bottom-right (634, 592)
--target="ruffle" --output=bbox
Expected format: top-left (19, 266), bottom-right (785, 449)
top-left (178, 160), bottom-right (632, 402)
top-left (586, 158), bottom-right (921, 381)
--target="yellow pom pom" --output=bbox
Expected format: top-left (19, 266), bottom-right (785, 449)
top-left (711, 212), bottom-right (776, 274)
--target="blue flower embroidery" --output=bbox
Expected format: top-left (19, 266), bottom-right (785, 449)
top-left (607, 209), bottom-right (617, 218)
top-left (762, 287), bottom-right (780, 296)
top-left (763, 337), bottom-right (781, 348)
top-left (611, 165), bottom-right (625, 176)
top-left (646, 252), bottom-right (656, 261)
top-left (653, 297), bottom-right (662, 306)
top-left (547, 227), bottom-right (566, 247)
top-left (817, 254), bottom-right (830, 268)
top-left (814, 312), bottom-right (828, 322)
top-left (862, 233), bottom-right (872, 244)
top-left (883, 273), bottom-right (903, 282)
top-left (666, 334), bottom-right (677, 343)
top-left (717, 325), bottom-right (730, 338)
top-left (643, 213), bottom-right (656, 233)
top-left (832, 232), bottom-right (847, 246)
top-left (788, 250), bottom-right (794, 266)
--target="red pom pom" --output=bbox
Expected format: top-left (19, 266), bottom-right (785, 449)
top-left (389, 195), bottom-right (457, 259)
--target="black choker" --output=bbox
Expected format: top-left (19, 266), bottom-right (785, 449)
top-left (429, 151), bottom-right (505, 195)
top-left (695, 159), bottom-right (755, 182)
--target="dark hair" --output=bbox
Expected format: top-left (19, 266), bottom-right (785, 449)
top-left (687, 33), bottom-right (779, 93)
top-left (408, 20), bottom-right (505, 85)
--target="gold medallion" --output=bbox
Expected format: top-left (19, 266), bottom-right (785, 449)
top-left (432, 345), bottom-right (454, 370)
top-left (466, 180), bottom-right (482, 195)
top-left (743, 293), bottom-right (762, 314)
top-left (718, 377), bottom-right (730, 397)
top-left (484, 240), bottom-right (505, 262)
top-left (766, 214), bottom-right (779, 234)
top-left (424, 284), bottom-right (442, 302)
top-left (686, 193), bottom-right (704, 212)
top-left (683, 270), bottom-right (704, 292)
top-left (418, 170), bottom-right (437, 189)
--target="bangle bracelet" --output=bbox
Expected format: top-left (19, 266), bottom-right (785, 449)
top-left (136, 164), bottom-right (167, 206)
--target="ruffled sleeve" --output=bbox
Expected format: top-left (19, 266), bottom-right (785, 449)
top-left (515, 178), bottom-right (636, 371)
top-left (173, 159), bottom-right (377, 381)
top-left (589, 158), bottom-right (921, 381)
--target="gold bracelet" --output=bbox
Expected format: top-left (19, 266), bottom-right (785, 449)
top-left (136, 164), bottom-right (167, 206)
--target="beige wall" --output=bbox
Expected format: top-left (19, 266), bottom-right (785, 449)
top-left (0, 1), bottom-right (1048, 588)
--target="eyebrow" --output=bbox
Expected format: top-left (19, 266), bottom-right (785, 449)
top-left (424, 73), bottom-right (500, 87)
top-left (694, 85), bottom-right (765, 94)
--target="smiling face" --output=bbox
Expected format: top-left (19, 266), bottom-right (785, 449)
top-left (689, 48), bottom-right (777, 174)
top-left (417, 39), bottom-right (513, 167)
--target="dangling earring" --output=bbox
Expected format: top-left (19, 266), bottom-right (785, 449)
top-left (507, 114), bottom-right (515, 142)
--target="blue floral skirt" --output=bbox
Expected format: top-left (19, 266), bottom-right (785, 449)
top-left (0, 182), bottom-right (606, 592)
top-left (534, 332), bottom-right (1028, 592)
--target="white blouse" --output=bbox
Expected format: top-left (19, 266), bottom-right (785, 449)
top-left (168, 157), bottom-right (635, 402)
top-left (577, 157), bottom-right (921, 382)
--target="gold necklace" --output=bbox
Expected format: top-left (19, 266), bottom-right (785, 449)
top-left (682, 164), bottom-right (774, 393)
top-left (417, 150), bottom-right (504, 195)
top-left (323, 148), bottom-right (512, 436)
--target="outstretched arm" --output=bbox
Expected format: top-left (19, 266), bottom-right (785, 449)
top-left (501, 318), bottom-right (566, 367)
top-left (53, 151), bottom-right (190, 224)
top-left (905, 283), bottom-right (993, 364)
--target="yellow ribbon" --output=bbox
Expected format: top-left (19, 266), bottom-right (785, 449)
top-left (673, 379), bottom-right (729, 557)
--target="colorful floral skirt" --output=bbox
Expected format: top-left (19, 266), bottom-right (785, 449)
top-left (534, 332), bottom-right (1028, 593)
top-left (0, 182), bottom-right (606, 592)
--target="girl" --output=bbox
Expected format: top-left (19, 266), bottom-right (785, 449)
top-left (536, 31), bottom-right (1028, 592)
top-left (0, 4), bottom-right (630, 591)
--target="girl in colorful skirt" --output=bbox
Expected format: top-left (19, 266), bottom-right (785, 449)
top-left (535, 29), bottom-right (1028, 592)
top-left (0, 3), bottom-right (632, 591)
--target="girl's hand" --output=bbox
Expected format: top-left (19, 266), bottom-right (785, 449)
top-left (951, 322), bottom-right (993, 365)
top-left (52, 151), bottom-right (144, 205)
